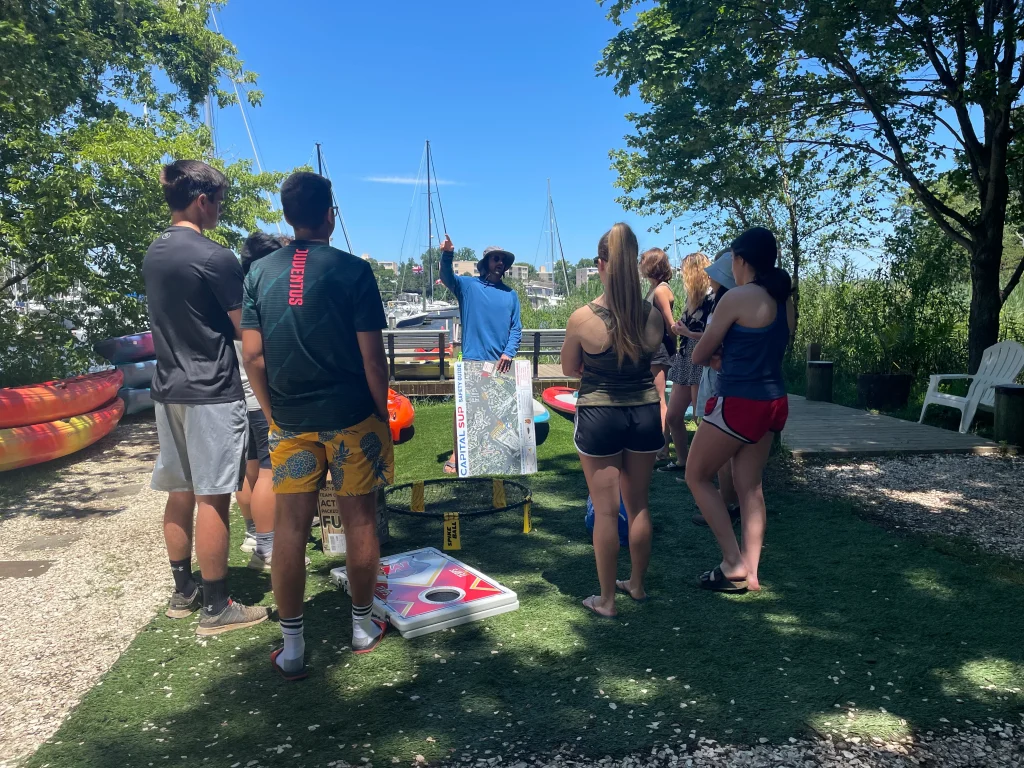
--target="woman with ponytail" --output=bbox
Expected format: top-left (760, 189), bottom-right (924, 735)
top-left (560, 223), bottom-right (665, 618)
top-left (685, 227), bottom-right (794, 593)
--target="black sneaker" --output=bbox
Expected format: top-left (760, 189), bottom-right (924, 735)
top-left (196, 600), bottom-right (269, 636)
top-left (691, 506), bottom-right (741, 527)
top-left (166, 585), bottom-right (201, 619)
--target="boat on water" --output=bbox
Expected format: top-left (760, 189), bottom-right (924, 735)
top-left (424, 300), bottom-right (457, 317)
top-left (386, 301), bottom-right (427, 328)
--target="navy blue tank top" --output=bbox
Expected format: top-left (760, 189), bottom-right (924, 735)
top-left (717, 301), bottom-right (788, 400)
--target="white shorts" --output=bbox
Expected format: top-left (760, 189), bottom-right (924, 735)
top-left (151, 401), bottom-right (248, 496)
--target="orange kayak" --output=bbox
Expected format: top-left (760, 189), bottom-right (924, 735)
top-left (413, 345), bottom-right (453, 361)
top-left (0, 399), bottom-right (125, 472)
top-left (0, 370), bottom-right (124, 429)
top-left (388, 388), bottom-right (415, 444)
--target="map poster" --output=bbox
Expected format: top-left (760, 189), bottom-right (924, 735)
top-left (454, 360), bottom-right (538, 477)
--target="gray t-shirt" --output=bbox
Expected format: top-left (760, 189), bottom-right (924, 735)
top-left (234, 341), bottom-right (260, 411)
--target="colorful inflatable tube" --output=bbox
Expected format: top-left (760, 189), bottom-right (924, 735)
top-left (0, 369), bottom-right (124, 429)
top-left (0, 399), bottom-right (125, 472)
top-left (94, 331), bottom-right (154, 365)
top-left (532, 398), bottom-right (550, 446)
top-left (388, 389), bottom-right (415, 444)
top-left (541, 386), bottom-right (577, 420)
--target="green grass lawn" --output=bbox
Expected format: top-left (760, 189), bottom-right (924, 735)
top-left (28, 404), bottom-right (1024, 767)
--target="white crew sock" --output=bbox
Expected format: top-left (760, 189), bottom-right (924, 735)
top-left (352, 603), bottom-right (380, 648)
top-left (276, 614), bottom-right (304, 672)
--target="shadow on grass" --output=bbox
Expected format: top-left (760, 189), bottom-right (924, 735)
top-left (24, 405), bottom-right (1024, 767)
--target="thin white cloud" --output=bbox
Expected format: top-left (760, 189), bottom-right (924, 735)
top-left (363, 175), bottom-right (460, 186)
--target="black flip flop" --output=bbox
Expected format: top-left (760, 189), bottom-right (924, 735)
top-left (615, 580), bottom-right (649, 603)
top-left (698, 566), bottom-right (748, 593)
top-left (583, 595), bottom-right (618, 620)
top-left (658, 462), bottom-right (686, 473)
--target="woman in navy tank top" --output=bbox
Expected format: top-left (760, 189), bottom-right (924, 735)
top-left (685, 227), bottom-right (794, 593)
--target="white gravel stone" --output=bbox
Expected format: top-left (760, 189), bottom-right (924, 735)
top-left (801, 453), bottom-right (1024, 559)
top-left (0, 420), bottom-right (167, 766)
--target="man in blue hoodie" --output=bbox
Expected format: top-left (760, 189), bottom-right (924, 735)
top-left (439, 234), bottom-right (522, 473)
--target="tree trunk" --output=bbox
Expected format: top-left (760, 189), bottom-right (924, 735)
top-left (967, 237), bottom-right (1004, 372)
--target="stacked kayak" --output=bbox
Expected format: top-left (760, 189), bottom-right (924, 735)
top-left (388, 389), bottom-right (416, 445)
top-left (93, 331), bottom-right (154, 364)
top-left (95, 331), bottom-right (155, 415)
top-left (0, 371), bottom-right (126, 471)
top-left (0, 370), bottom-right (124, 428)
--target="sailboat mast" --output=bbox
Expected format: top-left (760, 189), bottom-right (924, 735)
top-left (549, 180), bottom-right (570, 294)
top-left (316, 143), bottom-right (324, 176)
top-left (548, 179), bottom-right (554, 275)
top-left (426, 140), bottom-right (433, 304)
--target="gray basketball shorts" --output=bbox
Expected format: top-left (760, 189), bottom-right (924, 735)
top-left (151, 401), bottom-right (248, 496)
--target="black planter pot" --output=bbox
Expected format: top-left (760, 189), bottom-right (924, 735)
top-left (857, 373), bottom-right (913, 410)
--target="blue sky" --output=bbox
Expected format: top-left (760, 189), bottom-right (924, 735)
top-left (209, 0), bottom-right (690, 269)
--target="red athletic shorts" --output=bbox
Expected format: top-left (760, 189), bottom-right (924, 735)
top-left (702, 395), bottom-right (788, 444)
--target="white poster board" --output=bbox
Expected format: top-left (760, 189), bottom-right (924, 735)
top-left (454, 360), bottom-right (537, 477)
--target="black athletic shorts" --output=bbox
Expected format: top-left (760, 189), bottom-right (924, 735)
top-left (246, 408), bottom-right (272, 469)
top-left (573, 403), bottom-right (664, 458)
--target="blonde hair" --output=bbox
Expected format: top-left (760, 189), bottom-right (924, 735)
top-left (597, 223), bottom-right (645, 367)
top-left (682, 252), bottom-right (712, 312)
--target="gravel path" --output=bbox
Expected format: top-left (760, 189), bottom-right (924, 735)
top-left (437, 720), bottom-right (1023, 767)
top-left (0, 417), bottom-right (167, 767)
top-left (801, 453), bottom-right (1024, 560)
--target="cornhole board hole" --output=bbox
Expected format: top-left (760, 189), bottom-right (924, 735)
top-left (330, 547), bottom-right (519, 638)
top-left (318, 484), bottom-right (390, 555)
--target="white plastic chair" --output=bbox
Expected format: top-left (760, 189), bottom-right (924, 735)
top-left (919, 340), bottom-right (1024, 433)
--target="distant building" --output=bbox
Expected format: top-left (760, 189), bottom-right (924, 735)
top-left (533, 267), bottom-right (554, 287)
top-left (525, 281), bottom-right (561, 310)
top-left (452, 260), bottom-right (478, 277)
top-left (576, 266), bottom-right (599, 288)
top-left (359, 254), bottom-right (398, 273)
top-left (508, 264), bottom-right (530, 283)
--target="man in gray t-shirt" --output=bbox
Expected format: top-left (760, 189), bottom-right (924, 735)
top-left (141, 159), bottom-right (268, 637)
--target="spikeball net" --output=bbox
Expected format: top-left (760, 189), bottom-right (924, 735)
top-left (384, 478), bottom-right (534, 550)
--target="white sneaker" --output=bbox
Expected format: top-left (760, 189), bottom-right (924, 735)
top-left (247, 552), bottom-right (310, 572)
top-left (240, 534), bottom-right (257, 554)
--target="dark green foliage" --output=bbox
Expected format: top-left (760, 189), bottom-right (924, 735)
top-left (599, 0), bottom-right (1024, 370)
top-left (0, 0), bottom-right (286, 387)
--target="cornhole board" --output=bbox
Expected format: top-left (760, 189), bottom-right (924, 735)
top-left (330, 547), bottom-right (519, 638)
top-left (318, 485), bottom-right (390, 555)
top-left (454, 359), bottom-right (537, 477)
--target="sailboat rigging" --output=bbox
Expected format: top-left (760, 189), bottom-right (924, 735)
top-left (314, 142), bottom-right (355, 253)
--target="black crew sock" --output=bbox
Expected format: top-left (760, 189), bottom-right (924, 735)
top-left (170, 559), bottom-right (197, 596)
top-left (202, 577), bottom-right (230, 616)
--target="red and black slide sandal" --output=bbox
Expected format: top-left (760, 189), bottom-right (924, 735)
top-left (270, 647), bottom-right (309, 681)
top-left (353, 619), bottom-right (389, 654)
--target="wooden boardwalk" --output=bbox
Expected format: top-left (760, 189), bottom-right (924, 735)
top-left (783, 395), bottom-right (1000, 457)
